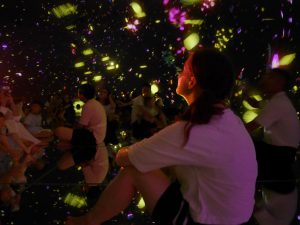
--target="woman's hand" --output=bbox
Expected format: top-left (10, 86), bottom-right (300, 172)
top-left (116, 147), bottom-right (132, 167)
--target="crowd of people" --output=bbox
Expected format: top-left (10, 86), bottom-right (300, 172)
top-left (0, 48), bottom-right (299, 225)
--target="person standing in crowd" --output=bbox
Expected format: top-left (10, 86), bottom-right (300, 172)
top-left (130, 83), bottom-right (152, 140)
top-left (55, 84), bottom-right (109, 191)
top-left (139, 96), bottom-right (167, 137)
top-left (66, 48), bottom-right (257, 225)
top-left (62, 95), bottom-right (76, 128)
top-left (97, 88), bottom-right (119, 145)
top-left (245, 68), bottom-right (300, 225)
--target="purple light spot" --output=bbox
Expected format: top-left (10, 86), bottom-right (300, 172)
top-left (271, 53), bottom-right (279, 68)
top-left (163, 0), bottom-right (169, 5)
top-left (127, 212), bottom-right (134, 219)
top-left (168, 8), bottom-right (180, 23)
top-left (1, 44), bottom-right (8, 49)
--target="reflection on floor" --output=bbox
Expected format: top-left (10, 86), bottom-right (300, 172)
top-left (0, 144), bottom-right (154, 225)
top-left (1, 144), bottom-right (300, 225)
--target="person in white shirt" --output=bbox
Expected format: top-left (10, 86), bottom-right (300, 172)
top-left (66, 49), bottom-right (257, 225)
top-left (55, 84), bottom-right (109, 189)
top-left (246, 68), bottom-right (300, 225)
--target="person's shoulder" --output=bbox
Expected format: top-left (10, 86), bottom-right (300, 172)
top-left (133, 95), bottom-right (143, 101)
top-left (84, 99), bottom-right (97, 106)
top-left (89, 99), bottom-right (106, 111)
top-left (268, 92), bottom-right (290, 105)
top-left (25, 112), bottom-right (34, 117)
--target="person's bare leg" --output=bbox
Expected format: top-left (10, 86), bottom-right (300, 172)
top-left (54, 127), bottom-right (73, 141)
top-left (66, 167), bottom-right (170, 225)
top-left (9, 156), bottom-right (31, 183)
top-left (57, 140), bottom-right (72, 151)
top-left (57, 152), bottom-right (75, 170)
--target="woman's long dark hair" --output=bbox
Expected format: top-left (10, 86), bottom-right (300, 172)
top-left (179, 49), bottom-right (234, 145)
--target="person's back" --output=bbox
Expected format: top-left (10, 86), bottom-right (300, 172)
top-left (255, 91), bottom-right (300, 148)
top-left (179, 109), bottom-right (256, 223)
top-left (78, 91), bottom-right (109, 187)
top-left (246, 68), bottom-right (299, 225)
top-left (80, 98), bottom-right (107, 144)
top-left (129, 109), bottom-right (257, 224)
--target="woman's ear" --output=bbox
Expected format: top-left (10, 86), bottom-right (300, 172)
top-left (188, 76), bottom-right (197, 89)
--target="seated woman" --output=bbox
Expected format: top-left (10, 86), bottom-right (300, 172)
top-left (0, 112), bottom-right (22, 163)
top-left (0, 87), bottom-right (48, 156)
top-left (55, 84), bottom-right (109, 192)
top-left (66, 49), bottom-right (257, 225)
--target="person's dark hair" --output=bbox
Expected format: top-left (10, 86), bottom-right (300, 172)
top-left (269, 68), bottom-right (291, 91)
top-left (78, 84), bottom-right (95, 100)
top-left (180, 48), bottom-right (234, 145)
top-left (31, 100), bottom-right (43, 107)
top-left (0, 112), bottom-right (4, 117)
top-left (100, 89), bottom-right (111, 105)
top-left (142, 83), bottom-right (151, 89)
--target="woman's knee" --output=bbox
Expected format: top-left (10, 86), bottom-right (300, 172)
top-left (119, 167), bottom-right (141, 178)
top-left (54, 127), bottom-right (64, 137)
top-left (119, 167), bottom-right (170, 213)
top-left (54, 127), bottom-right (72, 140)
top-left (57, 153), bottom-right (75, 170)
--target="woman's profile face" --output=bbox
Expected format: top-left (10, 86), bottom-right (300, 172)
top-left (176, 55), bottom-right (194, 98)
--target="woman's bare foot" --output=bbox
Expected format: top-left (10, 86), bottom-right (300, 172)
top-left (65, 214), bottom-right (99, 225)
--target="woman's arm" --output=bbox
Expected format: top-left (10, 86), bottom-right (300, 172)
top-left (0, 135), bottom-right (22, 161)
top-left (6, 95), bottom-right (20, 117)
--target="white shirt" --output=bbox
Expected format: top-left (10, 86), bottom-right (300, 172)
top-left (79, 99), bottom-right (107, 144)
top-left (131, 95), bottom-right (144, 123)
top-left (80, 99), bottom-right (109, 184)
top-left (0, 106), bottom-right (40, 144)
top-left (24, 113), bottom-right (43, 133)
top-left (255, 92), bottom-right (300, 148)
top-left (128, 109), bottom-right (257, 225)
top-left (82, 143), bottom-right (109, 184)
